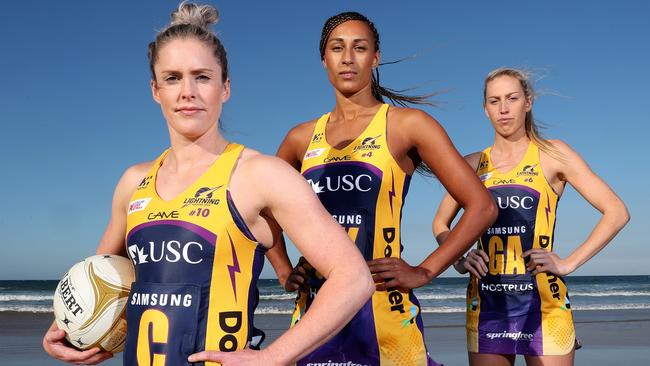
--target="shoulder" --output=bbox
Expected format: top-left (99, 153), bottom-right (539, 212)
top-left (237, 148), bottom-right (298, 178)
top-left (118, 161), bottom-right (154, 191)
top-left (387, 106), bottom-right (439, 126)
top-left (545, 139), bottom-right (575, 155)
top-left (539, 139), bottom-right (580, 165)
top-left (386, 106), bottom-right (444, 138)
top-left (111, 160), bottom-right (155, 209)
top-left (283, 119), bottom-right (318, 144)
top-left (278, 118), bottom-right (320, 166)
top-left (464, 152), bottom-right (483, 171)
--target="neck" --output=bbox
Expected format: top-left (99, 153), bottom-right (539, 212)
top-left (165, 124), bottom-right (229, 172)
top-left (332, 86), bottom-right (382, 122)
top-left (492, 128), bottom-right (529, 155)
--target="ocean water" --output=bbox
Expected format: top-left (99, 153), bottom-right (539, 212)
top-left (2, 276), bottom-right (649, 314)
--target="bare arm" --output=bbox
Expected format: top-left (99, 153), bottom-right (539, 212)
top-left (524, 140), bottom-right (629, 275)
top-left (190, 156), bottom-right (373, 365)
top-left (263, 122), bottom-right (316, 290)
top-left (370, 110), bottom-right (496, 289)
top-left (432, 153), bottom-right (485, 275)
top-left (43, 164), bottom-right (148, 365)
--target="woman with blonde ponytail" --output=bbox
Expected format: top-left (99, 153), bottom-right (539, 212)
top-left (42, 2), bottom-right (374, 365)
top-left (433, 67), bottom-right (629, 366)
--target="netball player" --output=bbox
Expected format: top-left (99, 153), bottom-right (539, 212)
top-left (433, 67), bottom-right (629, 366)
top-left (42, 3), bottom-right (373, 365)
top-left (270, 11), bottom-right (497, 366)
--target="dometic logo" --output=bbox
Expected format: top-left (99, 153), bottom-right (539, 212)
top-left (353, 134), bottom-right (382, 152)
top-left (546, 273), bottom-right (563, 301)
top-left (181, 186), bottom-right (222, 208)
top-left (496, 195), bottom-right (534, 210)
top-left (137, 176), bottom-right (152, 190)
top-left (481, 282), bottom-right (533, 292)
top-left (307, 174), bottom-right (373, 194)
top-left (304, 148), bottom-right (325, 160)
top-left (486, 331), bottom-right (534, 341)
top-left (147, 211), bottom-right (179, 220)
top-left (218, 311), bottom-right (243, 351)
top-left (517, 164), bottom-right (539, 177)
top-left (128, 198), bottom-right (152, 215)
top-left (128, 241), bottom-right (204, 265)
top-left (382, 227), bottom-right (407, 315)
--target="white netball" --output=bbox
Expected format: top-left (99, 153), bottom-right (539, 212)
top-left (52, 254), bottom-right (135, 352)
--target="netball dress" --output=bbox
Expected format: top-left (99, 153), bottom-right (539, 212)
top-left (292, 104), bottom-right (437, 366)
top-left (467, 142), bottom-right (575, 355)
top-left (124, 143), bottom-right (266, 366)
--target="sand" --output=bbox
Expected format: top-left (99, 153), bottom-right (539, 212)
top-left (2, 309), bottom-right (648, 365)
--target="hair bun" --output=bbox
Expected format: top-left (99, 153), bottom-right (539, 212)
top-left (170, 1), bottom-right (219, 29)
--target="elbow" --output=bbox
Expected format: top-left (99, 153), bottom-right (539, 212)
top-left (607, 198), bottom-right (630, 230)
top-left (617, 203), bottom-right (631, 229)
top-left (352, 265), bottom-right (375, 301)
top-left (481, 197), bottom-right (498, 228)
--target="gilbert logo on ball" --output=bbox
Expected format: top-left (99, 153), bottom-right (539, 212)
top-left (53, 254), bottom-right (135, 352)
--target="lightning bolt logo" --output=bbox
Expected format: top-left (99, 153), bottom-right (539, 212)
top-left (227, 233), bottom-right (241, 302)
top-left (545, 193), bottom-right (551, 227)
top-left (388, 169), bottom-right (396, 217)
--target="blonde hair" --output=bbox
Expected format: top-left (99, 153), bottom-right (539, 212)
top-left (483, 67), bottom-right (563, 160)
top-left (148, 1), bottom-right (227, 82)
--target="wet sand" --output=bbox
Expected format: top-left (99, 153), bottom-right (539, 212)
top-left (3, 309), bottom-right (648, 365)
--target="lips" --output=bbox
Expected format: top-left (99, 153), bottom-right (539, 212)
top-left (175, 106), bottom-right (204, 116)
top-left (339, 71), bottom-right (357, 80)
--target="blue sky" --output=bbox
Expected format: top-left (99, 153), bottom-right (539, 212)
top-left (0, 1), bottom-right (647, 280)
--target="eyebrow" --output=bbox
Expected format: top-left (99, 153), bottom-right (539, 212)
top-left (159, 68), bottom-right (216, 75)
top-left (487, 92), bottom-right (521, 99)
top-left (328, 37), bottom-right (370, 43)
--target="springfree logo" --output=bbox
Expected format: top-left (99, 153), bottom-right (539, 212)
top-left (305, 362), bottom-right (370, 366)
top-left (486, 331), bottom-right (534, 341)
top-left (181, 186), bottom-right (222, 208)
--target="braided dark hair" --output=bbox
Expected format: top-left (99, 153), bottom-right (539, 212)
top-left (320, 11), bottom-right (433, 108)
top-left (148, 1), bottom-right (228, 83)
top-left (320, 11), bottom-right (435, 176)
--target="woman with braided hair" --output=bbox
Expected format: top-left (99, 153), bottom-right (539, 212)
top-left (42, 3), bottom-right (374, 365)
top-left (267, 11), bottom-right (497, 366)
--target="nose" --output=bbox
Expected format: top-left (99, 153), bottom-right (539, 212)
top-left (342, 47), bottom-right (354, 66)
top-left (499, 100), bottom-right (509, 114)
top-left (180, 78), bottom-right (196, 100)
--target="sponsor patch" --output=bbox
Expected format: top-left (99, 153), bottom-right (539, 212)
top-left (479, 172), bottom-right (493, 181)
top-left (304, 148), bottom-right (325, 160)
top-left (128, 198), bottom-right (152, 215)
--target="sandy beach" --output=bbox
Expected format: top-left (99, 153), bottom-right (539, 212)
top-left (2, 309), bottom-right (648, 366)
